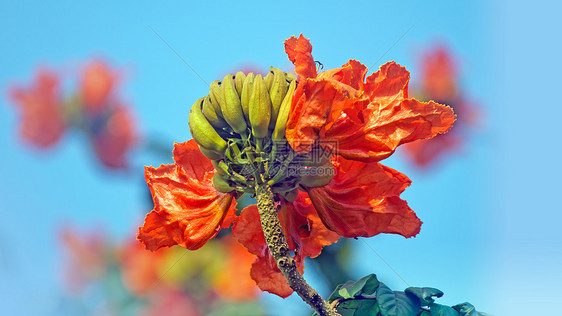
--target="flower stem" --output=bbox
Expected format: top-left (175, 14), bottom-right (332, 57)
top-left (255, 184), bottom-right (340, 316)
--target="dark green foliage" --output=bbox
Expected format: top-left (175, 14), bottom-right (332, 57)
top-left (317, 274), bottom-right (486, 316)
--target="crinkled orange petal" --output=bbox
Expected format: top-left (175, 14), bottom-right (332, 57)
top-left (306, 157), bottom-right (421, 238)
top-left (284, 34), bottom-right (317, 79)
top-left (279, 192), bottom-right (339, 259)
top-left (138, 140), bottom-right (236, 251)
top-left (232, 205), bottom-right (267, 256)
top-left (403, 132), bottom-right (462, 168)
top-left (317, 59), bottom-right (368, 91)
top-left (232, 205), bottom-right (305, 298)
top-left (286, 78), bottom-right (369, 153)
top-left (325, 97), bottom-right (456, 162)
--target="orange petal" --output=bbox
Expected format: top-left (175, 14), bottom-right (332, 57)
top-left (284, 34), bottom-right (317, 79)
top-left (232, 205), bottom-right (267, 256)
top-left (250, 254), bottom-right (294, 298)
top-left (317, 59), bottom-right (368, 90)
top-left (279, 192), bottom-right (339, 259)
top-left (306, 157), bottom-right (421, 238)
top-left (286, 78), bottom-right (369, 153)
top-left (232, 202), bottom-right (308, 298)
top-left (138, 140), bottom-right (236, 251)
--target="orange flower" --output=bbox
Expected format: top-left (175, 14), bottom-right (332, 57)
top-left (403, 46), bottom-right (480, 168)
top-left (119, 238), bottom-right (168, 296)
top-left (92, 105), bottom-right (138, 169)
top-left (80, 60), bottom-right (119, 114)
top-left (138, 140), bottom-right (237, 251)
top-left (285, 34), bottom-right (455, 162)
top-left (138, 35), bottom-right (457, 299)
top-left (59, 227), bottom-right (107, 293)
top-left (283, 34), bottom-right (455, 238)
top-left (212, 236), bottom-right (260, 301)
top-left (9, 69), bottom-right (65, 148)
top-left (141, 287), bottom-right (203, 316)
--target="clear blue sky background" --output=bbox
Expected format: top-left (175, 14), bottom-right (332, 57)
top-left (0, 1), bottom-right (560, 315)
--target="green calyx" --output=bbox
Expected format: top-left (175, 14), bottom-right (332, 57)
top-left (188, 67), bottom-right (335, 196)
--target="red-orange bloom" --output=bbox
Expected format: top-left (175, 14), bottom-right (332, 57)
top-left (403, 46), bottom-right (480, 168)
top-left (59, 227), bottom-right (107, 293)
top-left (92, 105), bottom-right (138, 169)
top-left (285, 35), bottom-right (456, 162)
top-left (284, 34), bottom-right (455, 239)
top-left (9, 69), bottom-right (65, 148)
top-left (138, 140), bottom-right (237, 251)
top-left (232, 193), bottom-right (339, 298)
top-left (212, 236), bottom-right (260, 301)
top-left (80, 60), bottom-right (119, 114)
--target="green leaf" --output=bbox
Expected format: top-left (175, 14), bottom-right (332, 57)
top-left (353, 300), bottom-right (379, 316)
top-left (328, 284), bottom-right (344, 301)
top-left (376, 283), bottom-right (421, 316)
top-left (452, 303), bottom-right (480, 316)
top-left (430, 303), bottom-right (460, 316)
top-left (405, 287), bottom-right (444, 306)
top-left (337, 274), bottom-right (380, 299)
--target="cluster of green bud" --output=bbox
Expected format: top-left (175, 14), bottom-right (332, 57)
top-left (188, 67), bottom-right (335, 199)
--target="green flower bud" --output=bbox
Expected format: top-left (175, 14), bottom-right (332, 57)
top-left (264, 71), bottom-right (274, 91)
top-left (299, 160), bottom-right (335, 188)
top-left (272, 80), bottom-right (296, 140)
top-left (188, 97), bottom-right (227, 157)
top-left (221, 74), bottom-right (247, 135)
top-left (249, 74), bottom-right (272, 139)
top-left (202, 95), bottom-right (229, 129)
top-left (199, 145), bottom-right (224, 160)
top-left (234, 71), bottom-right (246, 96)
top-left (240, 72), bottom-right (255, 123)
top-left (212, 172), bottom-right (235, 193)
top-left (268, 67), bottom-right (289, 129)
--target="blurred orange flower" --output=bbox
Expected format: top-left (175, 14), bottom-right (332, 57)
top-left (9, 69), bottom-right (65, 148)
top-left (59, 227), bottom-right (107, 293)
top-left (403, 46), bottom-right (480, 168)
top-left (80, 60), bottom-right (119, 115)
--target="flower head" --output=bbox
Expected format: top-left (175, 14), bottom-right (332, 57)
top-left (403, 45), bottom-right (479, 168)
top-left (9, 69), bottom-right (66, 148)
top-left (138, 34), bottom-right (455, 298)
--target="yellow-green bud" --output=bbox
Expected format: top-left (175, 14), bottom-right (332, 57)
top-left (240, 72), bottom-right (254, 123)
top-left (264, 71), bottom-right (274, 91)
top-left (268, 67), bottom-right (289, 129)
top-left (249, 74), bottom-right (272, 139)
top-left (188, 97), bottom-right (227, 157)
top-left (212, 172), bottom-right (235, 193)
top-left (299, 161), bottom-right (335, 188)
top-left (202, 95), bottom-right (229, 129)
top-left (234, 72), bottom-right (246, 96)
top-left (221, 74), bottom-right (247, 135)
top-left (272, 80), bottom-right (296, 140)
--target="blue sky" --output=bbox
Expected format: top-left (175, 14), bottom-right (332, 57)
top-left (0, 1), bottom-right (560, 315)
